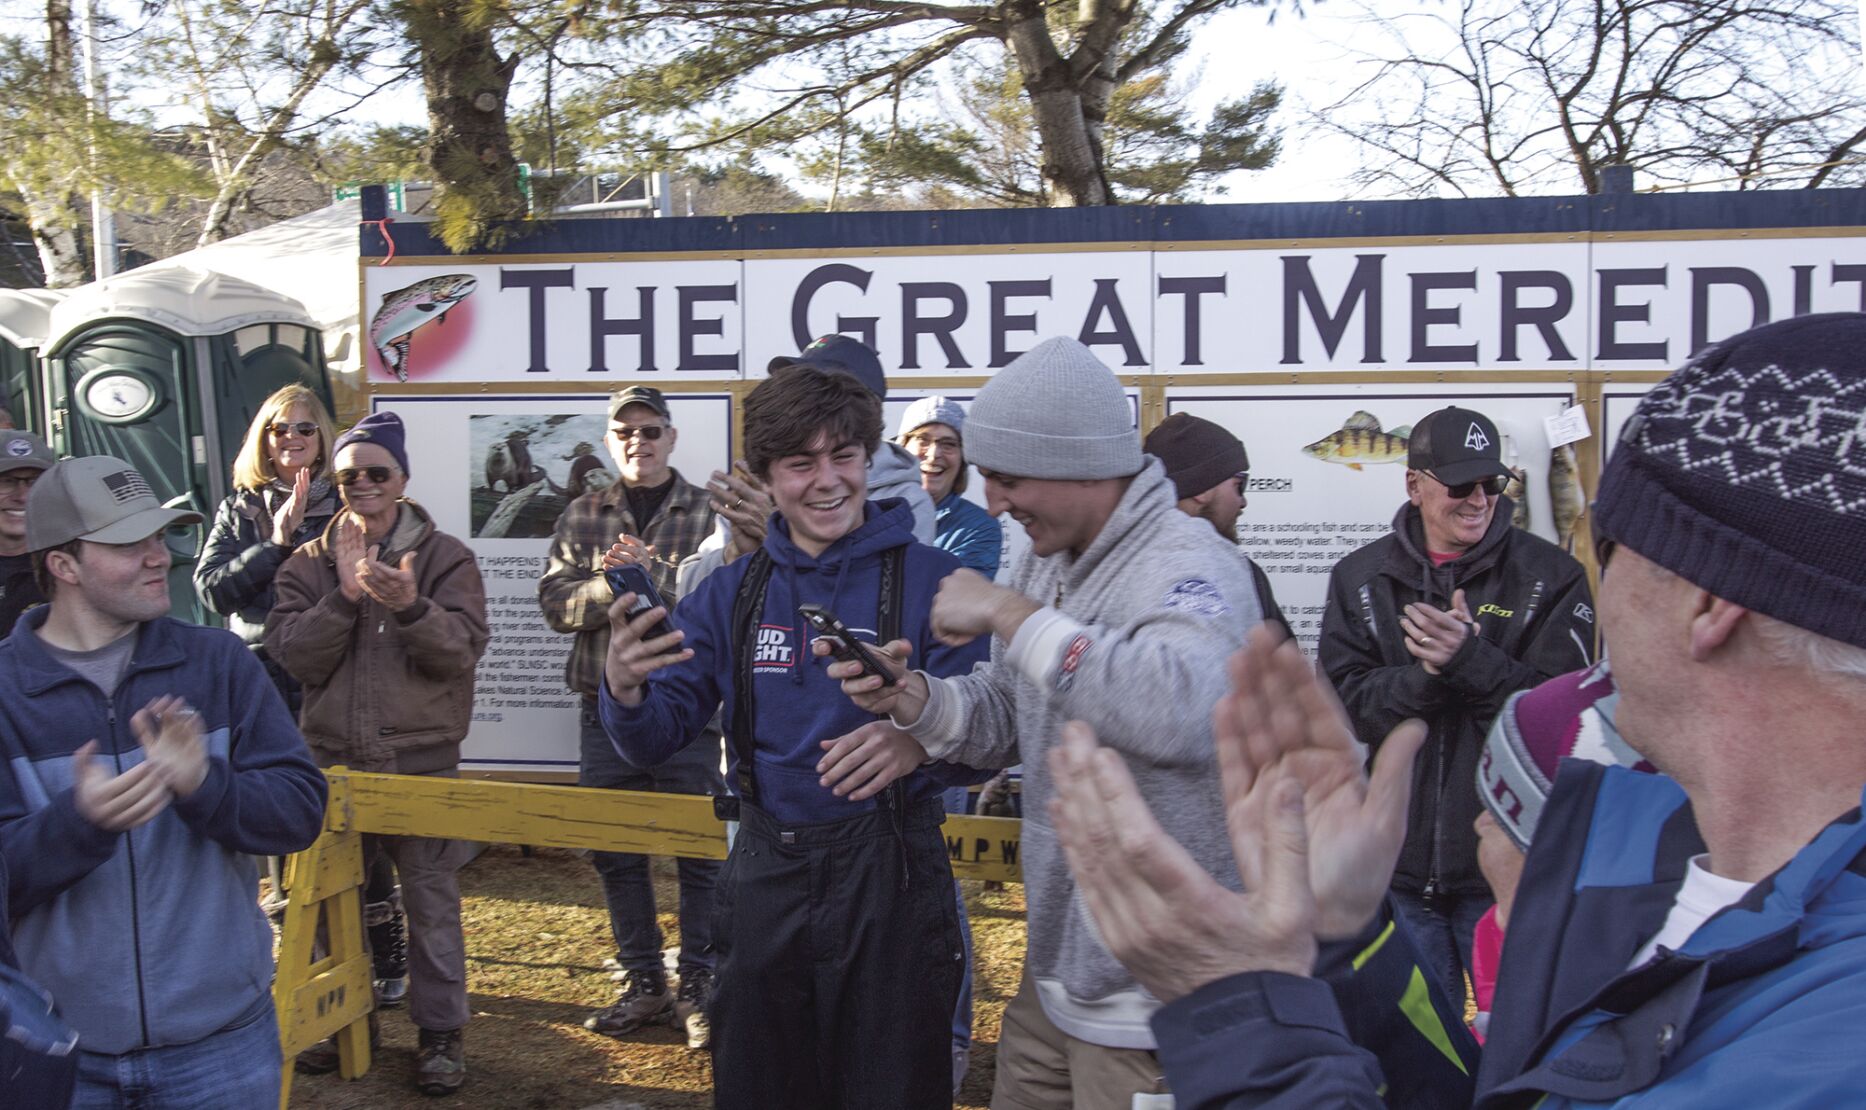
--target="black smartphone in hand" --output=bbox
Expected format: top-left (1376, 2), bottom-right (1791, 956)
top-left (798, 603), bottom-right (898, 687)
top-left (606, 563), bottom-right (675, 643)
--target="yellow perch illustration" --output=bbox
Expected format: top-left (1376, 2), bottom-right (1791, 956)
top-left (1302, 411), bottom-right (1412, 471)
top-left (1550, 443), bottom-right (1585, 551)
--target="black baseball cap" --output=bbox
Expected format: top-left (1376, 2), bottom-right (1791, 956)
top-left (608, 385), bottom-right (670, 422)
top-left (1407, 406), bottom-right (1512, 485)
top-left (768, 334), bottom-right (886, 401)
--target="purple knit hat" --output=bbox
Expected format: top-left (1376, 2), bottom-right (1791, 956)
top-left (1476, 662), bottom-right (1654, 850)
top-left (331, 411), bottom-right (409, 476)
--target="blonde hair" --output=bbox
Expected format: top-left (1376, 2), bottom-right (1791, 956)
top-left (231, 384), bottom-right (337, 492)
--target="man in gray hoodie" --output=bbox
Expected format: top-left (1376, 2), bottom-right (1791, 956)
top-left (825, 337), bottom-right (1259, 1110)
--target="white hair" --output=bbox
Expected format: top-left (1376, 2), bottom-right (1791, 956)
top-left (1751, 615), bottom-right (1866, 683)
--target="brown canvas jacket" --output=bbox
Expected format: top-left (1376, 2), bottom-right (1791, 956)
top-left (265, 499), bottom-right (490, 774)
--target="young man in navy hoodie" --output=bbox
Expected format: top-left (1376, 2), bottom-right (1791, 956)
top-left (0, 456), bottom-right (327, 1108)
top-left (600, 365), bottom-right (985, 1110)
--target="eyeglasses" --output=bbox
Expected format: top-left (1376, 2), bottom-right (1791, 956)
top-left (0, 472), bottom-right (38, 494)
top-left (904, 432), bottom-right (960, 452)
top-left (268, 421), bottom-right (319, 438)
top-left (335, 465), bottom-right (399, 486)
top-left (612, 424), bottom-right (667, 442)
top-left (1427, 471), bottom-right (1507, 499)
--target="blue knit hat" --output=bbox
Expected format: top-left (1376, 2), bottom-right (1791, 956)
top-left (1593, 312), bottom-right (1866, 649)
top-left (331, 411), bottom-right (410, 476)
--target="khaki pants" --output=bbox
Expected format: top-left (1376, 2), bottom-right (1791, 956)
top-left (991, 974), bottom-right (1169, 1110)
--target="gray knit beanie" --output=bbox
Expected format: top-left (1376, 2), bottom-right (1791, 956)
top-left (965, 338), bottom-right (1142, 480)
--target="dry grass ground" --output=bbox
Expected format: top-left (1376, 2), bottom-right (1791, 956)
top-left (290, 845), bottom-right (1027, 1109)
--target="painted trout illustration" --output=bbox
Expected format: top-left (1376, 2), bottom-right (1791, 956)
top-left (369, 274), bottom-right (478, 381)
top-left (1301, 411), bottom-right (1413, 471)
top-left (1550, 442), bottom-right (1585, 552)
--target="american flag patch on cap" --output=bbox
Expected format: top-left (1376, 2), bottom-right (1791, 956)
top-left (102, 470), bottom-right (154, 504)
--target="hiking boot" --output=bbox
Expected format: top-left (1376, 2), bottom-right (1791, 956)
top-left (583, 970), bottom-right (671, 1038)
top-left (295, 1009), bottom-right (380, 1075)
top-left (415, 1027), bottom-right (466, 1096)
top-left (367, 895), bottom-right (409, 1007)
top-left (673, 968), bottom-right (713, 1050)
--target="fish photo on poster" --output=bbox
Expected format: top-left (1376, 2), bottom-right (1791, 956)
top-left (1302, 411), bottom-right (1413, 471)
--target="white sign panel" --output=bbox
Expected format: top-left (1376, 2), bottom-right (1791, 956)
top-left (374, 392), bottom-right (734, 774)
top-left (1168, 385), bottom-right (1577, 654)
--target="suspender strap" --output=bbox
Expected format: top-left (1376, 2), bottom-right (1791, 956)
top-left (728, 549), bottom-right (774, 803)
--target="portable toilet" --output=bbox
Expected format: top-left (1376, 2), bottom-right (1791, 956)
top-left (39, 267), bottom-right (334, 622)
top-left (0, 288), bottom-right (65, 429)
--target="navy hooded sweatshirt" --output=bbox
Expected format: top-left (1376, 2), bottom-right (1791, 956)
top-left (600, 497), bottom-right (989, 824)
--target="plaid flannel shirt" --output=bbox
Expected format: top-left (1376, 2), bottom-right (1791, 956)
top-left (538, 470), bottom-right (716, 697)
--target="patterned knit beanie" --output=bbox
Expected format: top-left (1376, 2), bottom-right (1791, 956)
top-left (1593, 312), bottom-right (1866, 650)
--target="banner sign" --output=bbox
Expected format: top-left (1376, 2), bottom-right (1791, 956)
top-left (361, 236), bottom-right (1866, 382)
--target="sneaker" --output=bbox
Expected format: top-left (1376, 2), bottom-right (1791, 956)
top-left (295, 1010), bottom-right (380, 1075)
top-left (583, 970), bottom-right (671, 1038)
top-left (415, 1027), bottom-right (466, 1096)
top-left (673, 968), bottom-right (713, 1050)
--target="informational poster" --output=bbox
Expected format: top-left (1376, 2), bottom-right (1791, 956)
top-left (1167, 385), bottom-right (1578, 653)
top-left (880, 387), bottom-right (1142, 584)
top-left (374, 392), bottom-right (734, 774)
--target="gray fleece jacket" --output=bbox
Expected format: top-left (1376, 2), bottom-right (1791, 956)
top-left (906, 457), bottom-right (1259, 1049)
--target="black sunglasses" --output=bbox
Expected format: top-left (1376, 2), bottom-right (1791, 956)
top-left (268, 421), bottom-right (319, 437)
top-left (335, 465), bottom-right (399, 486)
top-left (1428, 471), bottom-right (1507, 499)
top-left (613, 424), bottom-right (667, 441)
top-left (1232, 472), bottom-right (1250, 496)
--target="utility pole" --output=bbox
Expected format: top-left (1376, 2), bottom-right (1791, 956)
top-left (79, 0), bottom-right (115, 279)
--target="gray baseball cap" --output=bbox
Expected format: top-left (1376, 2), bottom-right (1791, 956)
top-left (27, 456), bottom-right (204, 551)
top-left (0, 430), bottom-right (56, 475)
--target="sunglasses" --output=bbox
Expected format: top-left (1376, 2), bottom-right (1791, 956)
top-left (1427, 471), bottom-right (1507, 499)
top-left (1232, 472), bottom-right (1250, 496)
top-left (612, 424), bottom-right (667, 442)
top-left (335, 465), bottom-right (399, 486)
top-left (268, 421), bottom-right (319, 438)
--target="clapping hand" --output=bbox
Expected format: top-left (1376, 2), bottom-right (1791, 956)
top-left (72, 741), bottom-right (172, 832)
top-left (333, 516), bottom-right (366, 602)
top-left (1404, 588), bottom-right (1478, 674)
top-left (708, 463), bottom-right (772, 563)
top-left (601, 533), bottom-right (654, 572)
top-left (1048, 627), bottom-right (1427, 1003)
top-left (357, 545), bottom-right (419, 612)
top-left (132, 695), bottom-right (209, 799)
top-left (271, 467), bottom-right (311, 546)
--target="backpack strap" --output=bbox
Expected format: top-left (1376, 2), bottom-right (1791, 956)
top-left (728, 548), bottom-right (775, 803)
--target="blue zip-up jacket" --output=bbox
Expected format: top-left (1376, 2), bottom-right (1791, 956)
top-left (0, 609), bottom-right (327, 1054)
top-left (1151, 762), bottom-right (1866, 1108)
top-left (932, 492), bottom-right (1002, 579)
top-left (601, 497), bottom-right (989, 825)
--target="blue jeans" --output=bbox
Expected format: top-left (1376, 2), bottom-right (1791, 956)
top-left (1389, 887), bottom-right (1493, 1007)
top-left (71, 1000), bottom-right (281, 1109)
top-left (580, 699), bottom-right (725, 976)
top-left (942, 786), bottom-right (975, 1054)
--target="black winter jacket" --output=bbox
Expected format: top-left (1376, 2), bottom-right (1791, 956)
top-left (193, 484), bottom-right (339, 707)
top-left (1319, 501), bottom-right (1594, 895)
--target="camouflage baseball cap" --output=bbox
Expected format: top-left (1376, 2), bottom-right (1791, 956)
top-left (27, 456), bottom-right (203, 551)
top-left (0, 430), bottom-right (56, 475)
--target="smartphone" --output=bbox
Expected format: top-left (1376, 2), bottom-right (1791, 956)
top-left (797, 603), bottom-right (898, 686)
top-left (605, 563), bottom-right (675, 643)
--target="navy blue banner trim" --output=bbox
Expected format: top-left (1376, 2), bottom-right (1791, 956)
top-left (361, 189), bottom-right (1866, 259)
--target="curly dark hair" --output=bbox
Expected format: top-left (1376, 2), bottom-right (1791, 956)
top-left (743, 366), bottom-right (881, 479)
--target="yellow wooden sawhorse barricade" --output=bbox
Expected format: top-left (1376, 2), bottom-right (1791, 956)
top-left (273, 768), bottom-right (1023, 1108)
